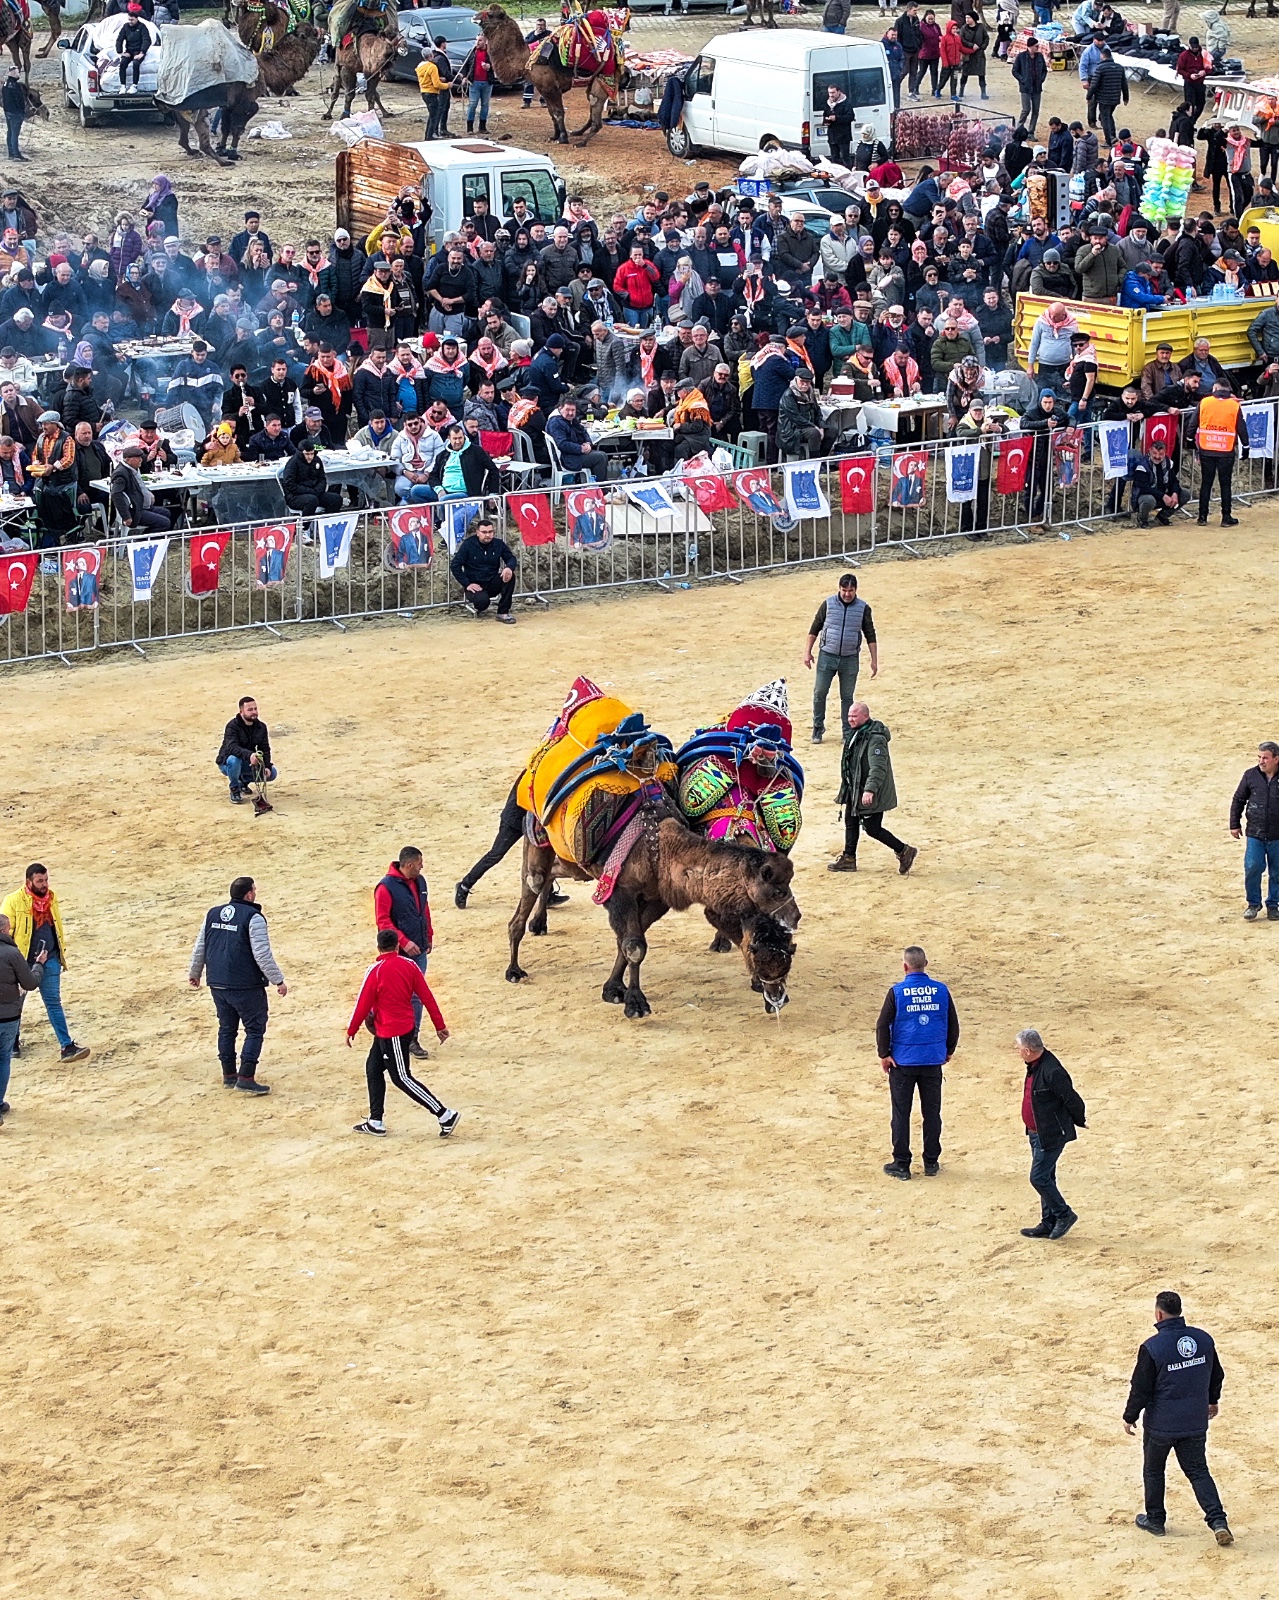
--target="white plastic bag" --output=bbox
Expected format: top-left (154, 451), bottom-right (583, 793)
top-left (247, 119), bottom-right (292, 140)
top-left (330, 109), bottom-right (383, 145)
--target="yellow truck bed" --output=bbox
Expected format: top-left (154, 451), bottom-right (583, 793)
top-left (1013, 295), bottom-right (1267, 386)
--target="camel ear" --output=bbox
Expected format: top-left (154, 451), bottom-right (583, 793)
top-left (758, 859), bottom-right (775, 882)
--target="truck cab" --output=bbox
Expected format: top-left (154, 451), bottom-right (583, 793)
top-left (335, 138), bottom-right (565, 253)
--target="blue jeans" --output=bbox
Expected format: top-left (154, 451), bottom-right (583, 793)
top-left (467, 80), bottom-right (492, 125)
top-left (408, 950), bottom-right (430, 1033)
top-left (29, 955), bottom-right (73, 1051)
top-left (218, 757), bottom-right (277, 793)
top-left (395, 481), bottom-right (438, 504)
top-left (1027, 1130), bottom-right (1070, 1223)
top-left (621, 307), bottom-right (648, 328)
top-left (0, 1016), bottom-right (19, 1103)
top-left (5, 112), bottom-right (21, 160)
top-left (1069, 396), bottom-right (1094, 458)
top-left (1244, 836), bottom-right (1279, 909)
top-left (812, 649), bottom-right (860, 739)
top-left (211, 986), bottom-right (269, 1078)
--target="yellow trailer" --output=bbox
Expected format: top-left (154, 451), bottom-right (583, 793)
top-left (1012, 294), bottom-right (1269, 387)
top-left (1240, 204), bottom-right (1279, 257)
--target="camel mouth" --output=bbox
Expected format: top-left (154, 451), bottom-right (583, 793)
top-left (762, 985), bottom-right (789, 1014)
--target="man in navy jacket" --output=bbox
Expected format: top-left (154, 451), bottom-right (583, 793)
top-left (1124, 1290), bottom-right (1231, 1545)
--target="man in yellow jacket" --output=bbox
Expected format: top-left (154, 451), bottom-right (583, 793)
top-left (415, 44), bottom-right (453, 141)
top-left (0, 864), bottom-right (91, 1064)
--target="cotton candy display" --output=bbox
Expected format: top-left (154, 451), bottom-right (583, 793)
top-left (1138, 136), bottom-right (1197, 225)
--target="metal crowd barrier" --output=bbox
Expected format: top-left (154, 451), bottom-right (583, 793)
top-left (2, 398), bottom-right (1275, 669)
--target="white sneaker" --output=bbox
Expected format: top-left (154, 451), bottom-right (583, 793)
top-left (438, 1108), bottom-right (460, 1138)
top-left (353, 1119), bottom-right (387, 1135)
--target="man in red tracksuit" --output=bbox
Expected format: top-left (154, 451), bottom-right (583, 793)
top-left (346, 929), bottom-right (458, 1138)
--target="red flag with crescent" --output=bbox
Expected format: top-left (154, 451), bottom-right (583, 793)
top-left (1143, 411), bottom-right (1179, 455)
top-left (508, 491), bottom-right (556, 546)
top-left (995, 435), bottom-right (1031, 495)
top-left (189, 529), bottom-right (232, 597)
top-left (678, 455), bottom-right (736, 512)
top-left (0, 549), bottom-right (37, 615)
top-left (839, 455), bottom-right (876, 514)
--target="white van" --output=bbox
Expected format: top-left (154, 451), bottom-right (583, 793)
top-left (665, 29), bottom-right (893, 163)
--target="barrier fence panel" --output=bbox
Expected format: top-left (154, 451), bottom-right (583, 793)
top-left (2, 396), bottom-right (1275, 670)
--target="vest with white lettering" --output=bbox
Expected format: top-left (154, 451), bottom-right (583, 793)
top-left (819, 594), bottom-right (866, 658)
top-left (889, 971), bottom-right (951, 1066)
top-left (202, 899), bottom-right (268, 990)
top-left (1142, 1316), bottom-right (1217, 1437)
top-left (1196, 395), bottom-right (1239, 455)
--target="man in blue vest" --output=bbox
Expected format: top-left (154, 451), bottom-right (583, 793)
top-left (802, 573), bottom-right (878, 745)
top-left (374, 847), bottom-right (434, 1060)
top-left (188, 875), bottom-right (288, 1095)
top-left (1124, 1290), bottom-right (1232, 1545)
top-left (876, 945), bottom-right (959, 1179)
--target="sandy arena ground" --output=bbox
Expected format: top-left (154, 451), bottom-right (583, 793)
top-left (3, 517), bottom-right (1279, 1598)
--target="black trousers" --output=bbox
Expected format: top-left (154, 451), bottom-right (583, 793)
top-left (959, 476), bottom-right (991, 534)
top-left (365, 1031), bottom-right (445, 1121)
top-left (1198, 451), bottom-right (1234, 520)
top-left (289, 489), bottom-right (343, 515)
top-left (460, 780), bottom-right (525, 891)
top-left (890, 1065), bottom-right (943, 1166)
top-left (466, 572), bottom-right (516, 616)
top-left (1186, 80), bottom-right (1206, 121)
top-left (211, 986), bottom-right (268, 1078)
top-left (1142, 1431), bottom-right (1226, 1528)
top-left (844, 809), bottom-right (906, 858)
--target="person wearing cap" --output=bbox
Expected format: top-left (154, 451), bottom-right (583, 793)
top-left (1194, 379), bottom-right (1248, 527)
top-left (1020, 388), bottom-right (1064, 525)
top-left (956, 396), bottom-right (1005, 536)
top-left (1119, 259), bottom-right (1167, 310)
top-left (2, 66), bottom-right (35, 161)
top-left (1074, 219), bottom-right (1123, 302)
top-left (317, 230), bottom-right (367, 323)
top-left (110, 443), bottom-right (171, 534)
top-left (1129, 438), bottom-right (1187, 528)
top-left (777, 367), bottom-right (831, 461)
top-left (1138, 342), bottom-right (1179, 404)
top-left (0, 185), bottom-right (35, 240)
top-left (29, 410), bottom-right (78, 545)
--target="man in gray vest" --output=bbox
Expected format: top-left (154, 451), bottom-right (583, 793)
top-left (803, 572), bottom-right (878, 744)
top-left (189, 875), bottom-right (288, 1095)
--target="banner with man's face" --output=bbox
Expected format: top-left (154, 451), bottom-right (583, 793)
top-left (62, 545), bottom-right (103, 613)
top-left (387, 507), bottom-right (435, 569)
top-left (253, 523), bottom-right (295, 590)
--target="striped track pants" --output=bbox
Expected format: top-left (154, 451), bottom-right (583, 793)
top-left (366, 1031), bottom-right (445, 1121)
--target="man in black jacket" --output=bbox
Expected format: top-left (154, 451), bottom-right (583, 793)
top-left (109, 443), bottom-right (171, 533)
top-left (1229, 739), bottom-right (1279, 920)
top-left (244, 413), bottom-right (295, 462)
top-left (216, 696), bottom-right (276, 804)
top-left (0, 909), bottom-right (45, 1121)
top-left (281, 437), bottom-right (341, 516)
top-left (1016, 1027), bottom-right (1086, 1239)
top-left (1090, 48), bottom-right (1129, 145)
top-left (1123, 1290), bottom-right (1231, 1545)
top-left (449, 516), bottom-right (517, 624)
top-left (1129, 439), bottom-right (1186, 527)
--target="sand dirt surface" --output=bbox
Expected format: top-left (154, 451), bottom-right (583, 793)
top-left (3, 516), bottom-right (1278, 1598)
top-left (16, 4), bottom-right (1279, 244)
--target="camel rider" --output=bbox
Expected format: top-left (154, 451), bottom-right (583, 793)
top-left (328, 0), bottom-right (391, 48)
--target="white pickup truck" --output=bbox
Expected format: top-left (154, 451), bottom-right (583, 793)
top-left (335, 137), bottom-right (565, 252)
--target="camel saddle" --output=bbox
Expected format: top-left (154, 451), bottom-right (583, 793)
top-left (518, 676), bottom-right (675, 901)
top-left (675, 679), bottom-right (804, 853)
top-left (532, 13), bottom-right (620, 82)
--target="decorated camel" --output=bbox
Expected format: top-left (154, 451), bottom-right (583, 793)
top-left (674, 678), bottom-right (804, 956)
top-left (505, 678), bottom-right (799, 1018)
top-left (157, 19), bottom-right (321, 165)
top-left (1, 3), bottom-right (32, 77)
top-left (322, 20), bottom-right (404, 121)
top-left (475, 3), bottom-right (625, 147)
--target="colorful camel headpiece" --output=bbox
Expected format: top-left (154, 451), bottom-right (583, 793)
top-left (676, 680), bottom-right (804, 853)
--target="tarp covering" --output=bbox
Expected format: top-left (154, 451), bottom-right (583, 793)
top-left (155, 20), bottom-right (258, 109)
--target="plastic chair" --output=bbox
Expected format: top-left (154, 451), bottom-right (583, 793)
top-left (545, 430), bottom-right (589, 492)
top-left (510, 427), bottom-right (551, 487)
top-left (736, 430), bottom-right (767, 466)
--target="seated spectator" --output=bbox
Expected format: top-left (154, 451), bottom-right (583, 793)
top-left (201, 422), bottom-right (241, 467)
top-left (547, 395), bottom-right (610, 481)
top-left (428, 421), bottom-right (500, 499)
top-left (244, 413), bottom-right (296, 462)
top-left (351, 410), bottom-right (399, 455)
top-left (1130, 438), bottom-right (1188, 527)
top-left (391, 413), bottom-right (445, 503)
top-left (449, 515), bottom-right (517, 624)
top-left (777, 369), bottom-right (832, 460)
top-left (110, 443), bottom-right (172, 533)
top-left (280, 437), bottom-right (342, 515)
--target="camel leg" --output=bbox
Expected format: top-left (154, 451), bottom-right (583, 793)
top-left (607, 892), bottom-right (664, 1019)
top-left (543, 86), bottom-right (568, 144)
top-left (506, 838), bottom-right (554, 982)
top-left (704, 907), bottom-right (740, 955)
top-left (37, 11), bottom-right (58, 58)
top-left (572, 83), bottom-right (608, 145)
top-left (321, 69), bottom-right (342, 120)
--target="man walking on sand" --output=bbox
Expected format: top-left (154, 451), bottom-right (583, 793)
top-left (1229, 739), bottom-right (1279, 921)
top-left (346, 929), bottom-right (458, 1138)
top-left (1, 864), bottom-right (91, 1064)
top-left (374, 847), bottom-right (434, 1059)
top-left (188, 875), bottom-right (287, 1095)
top-left (877, 945), bottom-right (959, 1180)
top-left (1124, 1290), bottom-right (1233, 1546)
top-left (803, 573), bottom-right (878, 745)
top-left (1016, 1027), bottom-right (1085, 1239)
top-left (830, 703), bottom-right (918, 874)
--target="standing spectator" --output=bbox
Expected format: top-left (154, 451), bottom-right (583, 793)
top-left (450, 516), bottom-right (517, 623)
top-left (1016, 1027), bottom-right (1085, 1239)
top-left (1090, 47), bottom-right (1129, 145)
top-left (374, 848), bottom-right (435, 1057)
top-left (2, 66), bottom-right (33, 163)
top-left (1123, 1291), bottom-right (1232, 1545)
top-left (0, 909), bottom-right (45, 1122)
top-left (466, 39), bottom-right (493, 134)
top-left (917, 8), bottom-right (943, 96)
top-left (959, 10), bottom-right (991, 99)
top-left (898, 2), bottom-right (924, 96)
top-left (345, 929), bottom-right (457, 1138)
top-left (1229, 739), bottom-right (1279, 921)
top-left (1074, 219), bottom-right (1124, 302)
top-left (876, 945), bottom-right (960, 1180)
top-left (935, 18), bottom-right (964, 103)
top-left (188, 876), bottom-right (286, 1095)
top-left (822, 84), bottom-right (854, 167)
top-left (882, 26), bottom-right (907, 109)
top-left (1177, 36), bottom-right (1209, 123)
top-left (216, 695), bottom-right (277, 805)
top-left (802, 572), bottom-right (878, 744)
top-left (415, 43), bottom-right (452, 140)
top-left (831, 703), bottom-right (918, 873)
top-left (1194, 379), bottom-right (1247, 527)
top-left (1012, 36), bottom-right (1047, 136)
top-left (0, 865), bottom-right (90, 1065)
top-left (822, 0), bottom-right (851, 30)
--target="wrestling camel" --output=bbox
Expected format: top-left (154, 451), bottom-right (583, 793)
top-left (476, 2), bottom-right (621, 146)
top-left (322, 26), bottom-right (405, 121)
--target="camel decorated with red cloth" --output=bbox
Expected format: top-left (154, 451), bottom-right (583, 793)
top-left (476, 3), bottom-right (625, 146)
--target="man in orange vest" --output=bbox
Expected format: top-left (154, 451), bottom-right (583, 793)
top-left (1195, 380), bottom-right (1248, 527)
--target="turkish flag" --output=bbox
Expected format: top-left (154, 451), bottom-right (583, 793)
top-left (686, 472), bottom-right (735, 513)
top-left (0, 550), bottom-right (37, 615)
top-left (1144, 411), bottom-right (1179, 455)
top-left (189, 529), bottom-right (232, 596)
top-left (995, 435), bottom-right (1031, 495)
top-left (839, 455), bottom-right (876, 514)
top-left (508, 491), bottom-right (556, 546)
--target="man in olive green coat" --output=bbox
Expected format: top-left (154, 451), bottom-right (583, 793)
top-left (830, 703), bottom-right (918, 873)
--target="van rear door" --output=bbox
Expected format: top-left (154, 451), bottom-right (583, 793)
top-left (809, 47), bottom-right (891, 155)
top-left (683, 53), bottom-right (715, 147)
